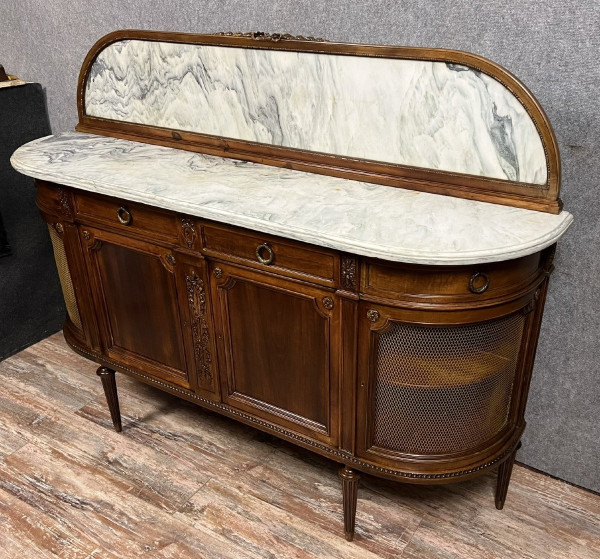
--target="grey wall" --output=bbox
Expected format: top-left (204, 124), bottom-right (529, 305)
top-left (1, 1), bottom-right (598, 491)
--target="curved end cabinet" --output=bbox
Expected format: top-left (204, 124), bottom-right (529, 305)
top-left (12, 29), bottom-right (573, 542)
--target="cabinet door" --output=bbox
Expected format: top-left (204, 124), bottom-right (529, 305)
top-left (81, 227), bottom-right (190, 388)
top-left (356, 303), bottom-right (529, 464)
top-left (211, 262), bottom-right (340, 445)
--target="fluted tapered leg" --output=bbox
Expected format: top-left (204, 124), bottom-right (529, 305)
top-left (495, 442), bottom-right (520, 509)
top-left (339, 465), bottom-right (360, 541)
top-left (96, 366), bottom-right (122, 432)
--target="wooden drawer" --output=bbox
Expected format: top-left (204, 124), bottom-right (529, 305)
top-left (74, 192), bottom-right (178, 241)
top-left (361, 253), bottom-right (543, 305)
top-left (202, 224), bottom-right (337, 287)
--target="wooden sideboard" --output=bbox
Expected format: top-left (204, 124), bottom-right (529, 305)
top-left (12, 30), bottom-right (572, 541)
top-left (35, 181), bottom-right (555, 540)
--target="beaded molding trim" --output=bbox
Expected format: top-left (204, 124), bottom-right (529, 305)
top-left (67, 338), bottom-right (518, 480)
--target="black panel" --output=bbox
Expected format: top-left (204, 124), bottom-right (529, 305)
top-left (0, 83), bottom-right (64, 360)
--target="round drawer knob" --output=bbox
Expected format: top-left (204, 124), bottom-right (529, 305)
top-left (116, 206), bottom-right (132, 225)
top-left (256, 243), bottom-right (274, 265)
top-left (469, 271), bottom-right (490, 294)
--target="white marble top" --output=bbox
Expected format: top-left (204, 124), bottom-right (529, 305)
top-left (11, 132), bottom-right (572, 265)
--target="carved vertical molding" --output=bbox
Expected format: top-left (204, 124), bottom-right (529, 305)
top-left (522, 288), bottom-right (541, 315)
top-left (57, 187), bottom-right (72, 217)
top-left (341, 256), bottom-right (357, 291)
top-left (181, 218), bottom-right (197, 249)
top-left (185, 271), bottom-right (213, 380)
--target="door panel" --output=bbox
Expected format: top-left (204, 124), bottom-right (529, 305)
top-left (82, 227), bottom-right (190, 388)
top-left (211, 262), bottom-right (339, 444)
top-left (356, 303), bottom-right (529, 464)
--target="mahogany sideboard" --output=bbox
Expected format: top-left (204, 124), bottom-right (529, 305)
top-left (12, 30), bottom-right (573, 541)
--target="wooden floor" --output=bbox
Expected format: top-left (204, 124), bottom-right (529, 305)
top-left (0, 333), bottom-right (598, 559)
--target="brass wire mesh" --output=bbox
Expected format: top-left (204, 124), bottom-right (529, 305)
top-left (372, 313), bottom-right (525, 455)
top-left (47, 224), bottom-right (83, 331)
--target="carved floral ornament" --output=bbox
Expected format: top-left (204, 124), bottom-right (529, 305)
top-left (216, 31), bottom-right (327, 42)
top-left (185, 271), bottom-right (212, 380)
top-left (341, 257), bottom-right (357, 291)
top-left (181, 218), bottom-right (197, 249)
top-left (57, 187), bottom-right (72, 216)
top-left (367, 309), bottom-right (380, 323)
top-left (322, 296), bottom-right (335, 310)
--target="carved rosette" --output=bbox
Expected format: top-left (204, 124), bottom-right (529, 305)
top-left (367, 309), bottom-right (380, 323)
top-left (322, 296), bottom-right (334, 310)
top-left (181, 218), bottom-right (197, 249)
top-left (82, 230), bottom-right (102, 251)
top-left (341, 256), bottom-right (357, 291)
top-left (185, 271), bottom-right (213, 381)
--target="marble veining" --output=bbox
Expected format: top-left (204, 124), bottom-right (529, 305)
top-left (11, 132), bottom-right (571, 265)
top-left (85, 40), bottom-right (547, 185)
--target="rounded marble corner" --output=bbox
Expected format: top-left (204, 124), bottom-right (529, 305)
top-left (10, 132), bottom-right (573, 266)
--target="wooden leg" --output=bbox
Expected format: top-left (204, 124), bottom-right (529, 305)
top-left (339, 465), bottom-right (360, 541)
top-left (495, 442), bottom-right (521, 509)
top-left (96, 366), bottom-right (122, 432)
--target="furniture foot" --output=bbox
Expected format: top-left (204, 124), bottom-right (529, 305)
top-left (339, 465), bottom-right (360, 541)
top-left (495, 442), bottom-right (520, 509)
top-left (96, 366), bottom-right (122, 432)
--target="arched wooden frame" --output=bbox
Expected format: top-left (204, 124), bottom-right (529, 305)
top-left (76, 30), bottom-right (562, 214)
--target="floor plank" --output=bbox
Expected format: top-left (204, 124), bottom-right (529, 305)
top-left (0, 332), bottom-right (598, 559)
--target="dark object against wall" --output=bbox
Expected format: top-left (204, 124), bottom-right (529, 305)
top-left (0, 212), bottom-right (11, 257)
top-left (0, 83), bottom-right (65, 360)
top-left (1, 68), bottom-right (13, 255)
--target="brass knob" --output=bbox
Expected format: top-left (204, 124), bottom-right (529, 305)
top-left (256, 243), bottom-right (274, 265)
top-left (117, 206), bottom-right (132, 225)
top-left (469, 271), bottom-right (490, 294)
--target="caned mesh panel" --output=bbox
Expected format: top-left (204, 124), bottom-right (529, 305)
top-left (47, 224), bottom-right (83, 331)
top-left (372, 313), bottom-right (525, 455)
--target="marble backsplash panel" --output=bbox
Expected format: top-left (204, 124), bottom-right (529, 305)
top-left (85, 40), bottom-right (547, 185)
